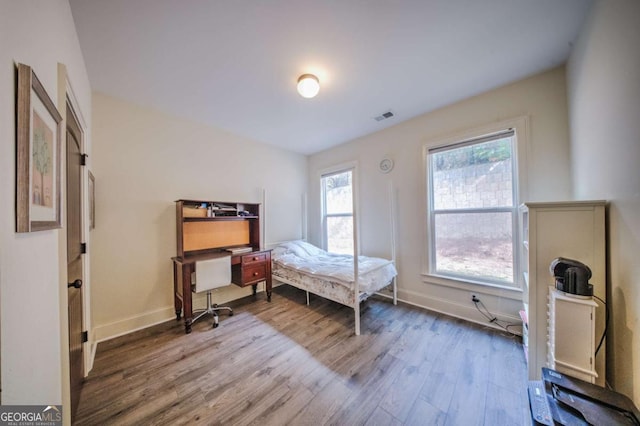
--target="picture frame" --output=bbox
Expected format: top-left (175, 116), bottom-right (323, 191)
top-left (16, 63), bottom-right (63, 232)
top-left (88, 171), bottom-right (95, 230)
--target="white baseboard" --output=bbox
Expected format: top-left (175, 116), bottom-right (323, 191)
top-left (93, 306), bottom-right (176, 343)
top-left (392, 288), bottom-right (523, 336)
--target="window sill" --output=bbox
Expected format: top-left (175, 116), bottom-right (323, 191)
top-left (421, 273), bottom-right (523, 301)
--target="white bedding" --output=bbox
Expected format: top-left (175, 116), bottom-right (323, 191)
top-left (272, 240), bottom-right (397, 294)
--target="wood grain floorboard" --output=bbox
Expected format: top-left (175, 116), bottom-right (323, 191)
top-left (76, 285), bottom-right (529, 425)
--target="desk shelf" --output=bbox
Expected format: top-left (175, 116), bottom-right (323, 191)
top-left (183, 216), bottom-right (260, 223)
top-left (183, 216), bottom-right (259, 222)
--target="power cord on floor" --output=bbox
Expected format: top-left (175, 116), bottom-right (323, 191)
top-left (473, 297), bottom-right (522, 337)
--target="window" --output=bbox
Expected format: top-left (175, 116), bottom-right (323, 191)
top-left (427, 130), bottom-right (517, 286)
top-left (321, 169), bottom-right (354, 254)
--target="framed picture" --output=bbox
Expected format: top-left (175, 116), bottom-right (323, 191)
top-left (16, 63), bottom-right (63, 232)
top-left (88, 171), bottom-right (95, 230)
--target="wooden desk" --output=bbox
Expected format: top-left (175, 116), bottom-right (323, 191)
top-left (172, 249), bottom-right (272, 334)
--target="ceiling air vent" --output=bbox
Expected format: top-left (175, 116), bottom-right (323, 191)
top-left (374, 111), bottom-right (394, 122)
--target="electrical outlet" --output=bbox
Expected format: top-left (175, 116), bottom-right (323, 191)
top-left (471, 294), bottom-right (480, 303)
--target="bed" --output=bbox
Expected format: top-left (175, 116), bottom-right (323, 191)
top-left (271, 240), bottom-right (397, 335)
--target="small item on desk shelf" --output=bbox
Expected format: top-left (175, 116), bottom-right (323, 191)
top-left (238, 210), bottom-right (251, 216)
top-left (226, 246), bottom-right (253, 254)
top-left (214, 203), bottom-right (236, 211)
top-left (183, 206), bottom-right (207, 218)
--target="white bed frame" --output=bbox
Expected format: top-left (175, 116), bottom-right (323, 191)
top-left (267, 183), bottom-right (398, 335)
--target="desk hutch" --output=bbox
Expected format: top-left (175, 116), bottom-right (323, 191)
top-left (172, 199), bottom-right (271, 333)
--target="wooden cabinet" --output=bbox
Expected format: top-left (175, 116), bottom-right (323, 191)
top-left (173, 199), bottom-right (271, 333)
top-left (519, 200), bottom-right (606, 385)
top-left (547, 287), bottom-right (598, 383)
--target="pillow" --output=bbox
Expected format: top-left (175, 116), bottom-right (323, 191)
top-left (294, 241), bottom-right (325, 257)
top-left (277, 240), bottom-right (325, 258)
top-left (271, 245), bottom-right (290, 258)
top-left (280, 241), bottom-right (310, 258)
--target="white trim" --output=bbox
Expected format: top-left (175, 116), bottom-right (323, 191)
top-left (65, 81), bottom-right (87, 130)
top-left (93, 306), bottom-right (176, 343)
top-left (422, 273), bottom-right (523, 301)
top-left (428, 129), bottom-right (516, 154)
top-left (523, 200), bottom-right (607, 209)
top-left (318, 160), bottom-right (358, 178)
top-left (393, 288), bottom-right (522, 336)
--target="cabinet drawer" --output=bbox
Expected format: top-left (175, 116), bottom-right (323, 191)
top-left (231, 250), bottom-right (271, 288)
top-left (242, 253), bottom-right (267, 265)
top-left (242, 264), bottom-right (267, 283)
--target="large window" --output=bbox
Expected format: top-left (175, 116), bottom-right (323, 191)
top-left (427, 130), bottom-right (517, 286)
top-left (321, 169), bottom-right (354, 254)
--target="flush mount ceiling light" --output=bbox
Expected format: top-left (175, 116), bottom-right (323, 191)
top-left (297, 74), bottom-right (320, 98)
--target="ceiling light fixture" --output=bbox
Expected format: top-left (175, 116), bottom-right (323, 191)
top-left (297, 74), bottom-right (320, 98)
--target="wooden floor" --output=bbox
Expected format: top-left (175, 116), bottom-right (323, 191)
top-left (76, 285), bottom-right (530, 425)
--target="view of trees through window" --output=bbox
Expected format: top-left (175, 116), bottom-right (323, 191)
top-left (429, 135), bottom-right (516, 285)
top-left (322, 170), bottom-right (353, 254)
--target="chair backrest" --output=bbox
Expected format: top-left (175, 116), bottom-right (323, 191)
top-left (195, 256), bottom-right (231, 292)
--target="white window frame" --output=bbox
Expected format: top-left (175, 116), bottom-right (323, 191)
top-left (422, 117), bottom-right (529, 295)
top-left (319, 161), bottom-right (359, 254)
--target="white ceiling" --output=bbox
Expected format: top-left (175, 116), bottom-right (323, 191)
top-left (69, 0), bottom-right (593, 155)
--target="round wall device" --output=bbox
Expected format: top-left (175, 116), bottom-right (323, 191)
top-left (379, 158), bottom-right (394, 173)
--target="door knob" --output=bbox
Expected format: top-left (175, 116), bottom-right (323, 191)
top-left (68, 279), bottom-right (82, 289)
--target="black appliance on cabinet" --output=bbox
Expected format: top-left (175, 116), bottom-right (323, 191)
top-left (550, 257), bottom-right (594, 297)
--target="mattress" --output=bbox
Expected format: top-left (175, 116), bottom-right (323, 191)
top-left (272, 240), bottom-right (397, 295)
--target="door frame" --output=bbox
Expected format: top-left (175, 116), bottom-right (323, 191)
top-left (66, 97), bottom-right (84, 422)
top-left (63, 73), bottom-right (93, 376)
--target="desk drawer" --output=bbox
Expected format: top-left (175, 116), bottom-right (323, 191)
top-left (231, 250), bottom-right (271, 288)
top-left (242, 264), bottom-right (267, 283)
top-left (241, 253), bottom-right (267, 265)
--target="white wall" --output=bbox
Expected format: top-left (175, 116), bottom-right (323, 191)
top-left (91, 92), bottom-right (307, 341)
top-left (0, 0), bottom-right (92, 415)
top-left (308, 67), bottom-right (572, 328)
top-left (567, 0), bottom-right (640, 405)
